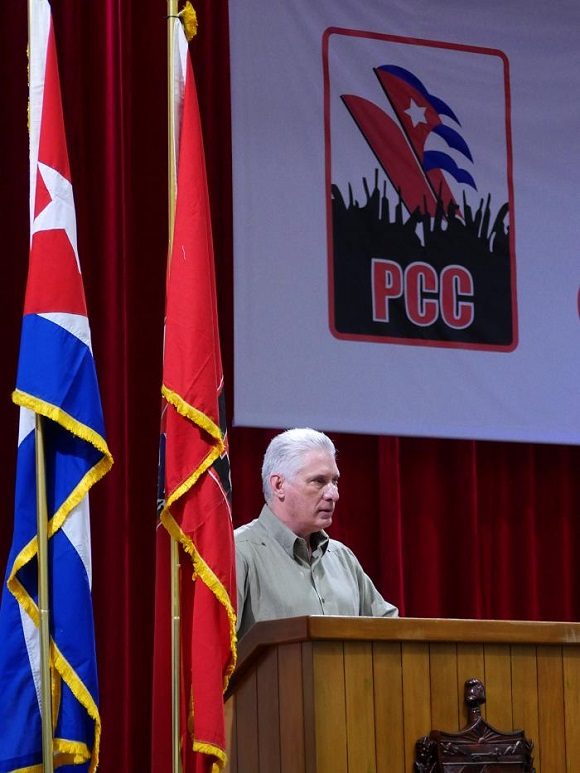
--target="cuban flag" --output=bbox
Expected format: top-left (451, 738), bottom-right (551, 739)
top-left (342, 64), bottom-right (476, 216)
top-left (0, 1), bottom-right (112, 770)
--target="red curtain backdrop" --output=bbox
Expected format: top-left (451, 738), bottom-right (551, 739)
top-left (0, 3), bottom-right (578, 771)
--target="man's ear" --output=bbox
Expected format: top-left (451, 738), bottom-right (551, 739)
top-left (270, 472), bottom-right (285, 500)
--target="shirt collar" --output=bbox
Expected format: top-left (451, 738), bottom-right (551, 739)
top-left (259, 504), bottom-right (329, 560)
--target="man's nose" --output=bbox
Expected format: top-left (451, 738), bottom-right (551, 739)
top-left (323, 482), bottom-right (339, 500)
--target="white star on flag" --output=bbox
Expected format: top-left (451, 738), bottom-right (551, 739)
top-left (31, 160), bottom-right (80, 272)
top-left (404, 98), bottom-right (427, 127)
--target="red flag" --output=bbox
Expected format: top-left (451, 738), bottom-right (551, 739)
top-left (152, 19), bottom-right (236, 773)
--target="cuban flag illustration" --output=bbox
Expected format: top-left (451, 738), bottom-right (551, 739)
top-left (0, 1), bottom-right (112, 770)
top-left (342, 64), bottom-right (476, 218)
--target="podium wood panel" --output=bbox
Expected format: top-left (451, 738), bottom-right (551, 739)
top-left (224, 616), bottom-right (580, 773)
top-left (344, 642), bottom-right (376, 773)
top-left (256, 647), bottom-right (280, 771)
top-left (401, 642), bottom-right (431, 767)
top-left (429, 642), bottom-right (459, 730)
top-left (563, 648), bottom-right (580, 773)
top-left (511, 645), bottom-right (540, 768)
top-left (537, 645), bottom-right (566, 772)
top-left (483, 643), bottom-right (513, 729)
top-left (278, 643), bottom-right (305, 773)
top-left (372, 641), bottom-right (404, 772)
top-left (309, 640), bottom-right (348, 773)
top-left (234, 666), bottom-right (259, 772)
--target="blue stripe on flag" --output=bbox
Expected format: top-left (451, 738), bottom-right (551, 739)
top-left (16, 315), bottom-right (106, 437)
top-left (0, 588), bottom-right (42, 769)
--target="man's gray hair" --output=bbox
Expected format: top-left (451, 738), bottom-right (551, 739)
top-left (261, 428), bottom-right (336, 502)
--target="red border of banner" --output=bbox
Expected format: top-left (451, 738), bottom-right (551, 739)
top-left (323, 27), bottom-right (518, 352)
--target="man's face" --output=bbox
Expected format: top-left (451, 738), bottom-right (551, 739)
top-left (271, 449), bottom-right (340, 538)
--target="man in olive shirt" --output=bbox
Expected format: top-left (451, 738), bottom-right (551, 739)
top-left (235, 428), bottom-right (398, 639)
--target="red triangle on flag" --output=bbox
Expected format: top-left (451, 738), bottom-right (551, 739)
top-left (24, 229), bottom-right (87, 316)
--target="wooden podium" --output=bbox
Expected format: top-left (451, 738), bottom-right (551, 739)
top-left (224, 616), bottom-right (580, 772)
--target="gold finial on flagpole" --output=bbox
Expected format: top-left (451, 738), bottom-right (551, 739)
top-left (179, 2), bottom-right (198, 42)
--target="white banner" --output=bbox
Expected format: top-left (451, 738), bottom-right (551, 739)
top-left (229, 0), bottom-right (580, 444)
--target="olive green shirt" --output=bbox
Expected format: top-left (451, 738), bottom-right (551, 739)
top-left (235, 505), bottom-right (398, 639)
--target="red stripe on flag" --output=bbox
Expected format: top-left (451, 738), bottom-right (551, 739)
top-left (37, 22), bottom-right (71, 183)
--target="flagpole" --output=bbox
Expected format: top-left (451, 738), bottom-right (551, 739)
top-left (167, 3), bottom-right (182, 772)
top-left (168, 0), bottom-right (178, 250)
top-left (29, 0), bottom-right (54, 767)
top-left (35, 415), bottom-right (54, 773)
